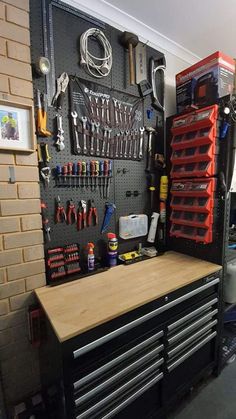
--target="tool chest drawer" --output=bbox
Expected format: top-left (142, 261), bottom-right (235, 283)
top-left (170, 105), bottom-right (218, 178)
top-left (70, 328), bottom-right (164, 418)
top-left (164, 294), bottom-right (219, 403)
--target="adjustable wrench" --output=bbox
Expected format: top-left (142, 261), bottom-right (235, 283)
top-left (113, 99), bottom-right (119, 125)
top-left (56, 114), bottom-right (65, 151)
top-left (101, 127), bottom-right (108, 157)
top-left (133, 129), bottom-right (138, 159)
top-left (81, 116), bottom-right (88, 155)
top-left (120, 130), bottom-right (124, 158)
top-left (115, 133), bottom-right (120, 158)
top-left (124, 130), bottom-right (129, 159)
top-left (146, 127), bottom-right (156, 172)
top-left (90, 121), bottom-right (96, 155)
top-left (106, 128), bottom-right (112, 157)
top-left (138, 127), bottom-right (145, 160)
top-left (95, 122), bottom-right (100, 155)
top-left (71, 111), bottom-right (81, 154)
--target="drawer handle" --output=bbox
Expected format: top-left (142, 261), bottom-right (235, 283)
top-left (168, 331), bottom-right (217, 372)
top-left (168, 319), bottom-right (218, 358)
top-left (168, 309), bottom-right (218, 345)
top-left (100, 372), bottom-right (164, 419)
top-left (74, 332), bottom-right (164, 390)
top-left (75, 348), bottom-right (164, 405)
top-left (168, 298), bottom-right (218, 332)
top-left (75, 359), bottom-right (162, 417)
top-left (73, 278), bottom-right (220, 359)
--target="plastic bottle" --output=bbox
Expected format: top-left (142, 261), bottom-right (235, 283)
top-left (107, 233), bottom-right (118, 267)
top-left (87, 242), bottom-right (95, 271)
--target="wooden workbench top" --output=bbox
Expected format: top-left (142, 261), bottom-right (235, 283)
top-left (35, 251), bottom-right (221, 342)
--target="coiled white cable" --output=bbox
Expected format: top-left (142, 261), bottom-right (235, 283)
top-left (80, 28), bottom-right (112, 78)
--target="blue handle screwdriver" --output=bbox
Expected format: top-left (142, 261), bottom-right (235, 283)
top-left (56, 165), bottom-right (62, 185)
top-left (72, 162), bottom-right (77, 187)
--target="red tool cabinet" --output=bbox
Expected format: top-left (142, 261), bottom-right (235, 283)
top-left (170, 105), bottom-right (218, 244)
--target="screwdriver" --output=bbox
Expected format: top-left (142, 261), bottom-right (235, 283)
top-left (56, 165), bottom-right (62, 186)
top-left (82, 161), bottom-right (86, 188)
top-left (99, 160), bottom-right (104, 198)
top-left (86, 161), bottom-right (90, 189)
top-left (90, 160), bottom-right (95, 191)
top-left (63, 164), bottom-right (68, 186)
top-left (95, 160), bottom-right (99, 191)
top-left (103, 160), bottom-right (108, 199)
top-left (107, 160), bottom-right (112, 199)
top-left (73, 162), bottom-right (77, 187)
top-left (77, 161), bottom-right (82, 188)
top-left (68, 162), bottom-right (73, 187)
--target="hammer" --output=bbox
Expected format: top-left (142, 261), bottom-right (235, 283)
top-left (120, 31), bottom-right (139, 85)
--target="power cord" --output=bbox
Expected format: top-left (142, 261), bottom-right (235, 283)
top-left (80, 28), bottom-right (112, 78)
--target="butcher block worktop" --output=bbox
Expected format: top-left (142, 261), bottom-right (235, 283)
top-left (35, 251), bottom-right (221, 342)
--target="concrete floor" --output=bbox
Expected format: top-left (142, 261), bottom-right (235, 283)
top-left (169, 360), bottom-right (236, 419)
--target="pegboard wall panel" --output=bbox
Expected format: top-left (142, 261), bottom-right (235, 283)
top-left (30, 0), bottom-right (165, 282)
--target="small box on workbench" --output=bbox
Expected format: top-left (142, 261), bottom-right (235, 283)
top-left (176, 51), bottom-right (235, 114)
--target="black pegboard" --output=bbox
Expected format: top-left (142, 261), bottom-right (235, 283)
top-left (30, 0), bottom-right (165, 279)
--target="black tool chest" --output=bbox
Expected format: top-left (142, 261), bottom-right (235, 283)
top-left (40, 270), bottom-right (221, 418)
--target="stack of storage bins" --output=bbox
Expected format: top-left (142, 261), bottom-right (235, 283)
top-left (170, 105), bottom-right (218, 244)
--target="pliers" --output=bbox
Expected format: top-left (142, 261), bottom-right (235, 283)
top-left (77, 200), bottom-right (87, 230)
top-left (55, 196), bottom-right (67, 223)
top-left (67, 199), bottom-right (77, 224)
top-left (87, 200), bottom-right (98, 226)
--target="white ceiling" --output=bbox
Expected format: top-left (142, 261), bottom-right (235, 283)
top-left (103, 0), bottom-right (236, 59)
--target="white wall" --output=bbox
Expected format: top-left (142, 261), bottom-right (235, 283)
top-left (63, 0), bottom-right (200, 116)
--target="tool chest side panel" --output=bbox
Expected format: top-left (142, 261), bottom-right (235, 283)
top-left (30, 0), bottom-right (165, 280)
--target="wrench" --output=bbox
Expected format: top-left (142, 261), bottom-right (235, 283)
top-left (124, 105), bottom-right (127, 128)
top-left (124, 130), bottom-right (129, 159)
top-left (95, 122), bottom-right (100, 155)
top-left (102, 127), bottom-right (108, 157)
top-left (138, 127), bottom-right (145, 160)
top-left (115, 133), bottom-right (120, 158)
top-left (128, 106), bottom-right (133, 128)
top-left (90, 120), bottom-right (96, 155)
top-left (71, 111), bottom-right (81, 154)
top-left (81, 116), bottom-right (88, 155)
top-left (88, 95), bottom-right (95, 117)
top-left (118, 102), bottom-right (123, 125)
top-left (101, 98), bottom-right (106, 120)
top-left (56, 114), bottom-right (65, 151)
top-left (133, 129), bottom-right (138, 159)
top-left (106, 98), bottom-right (110, 124)
top-left (106, 128), bottom-right (112, 157)
top-left (120, 130), bottom-right (124, 158)
top-left (128, 130), bottom-right (134, 159)
top-left (95, 97), bottom-right (100, 119)
top-left (113, 99), bottom-right (119, 125)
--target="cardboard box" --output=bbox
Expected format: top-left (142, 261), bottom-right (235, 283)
top-left (176, 51), bottom-right (235, 114)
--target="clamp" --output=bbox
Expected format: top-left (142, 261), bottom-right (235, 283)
top-left (67, 199), bottom-right (77, 224)
top-left (87, 200), bottom-right (98, 226)
top-left (55, 196), bottom-right (67, 223)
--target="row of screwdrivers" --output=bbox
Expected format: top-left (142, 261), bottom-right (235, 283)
top-left (55, 160), bottom-right (112, 198)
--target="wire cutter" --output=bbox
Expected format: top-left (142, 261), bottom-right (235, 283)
top-left (67, 199), bottom-right (77, 224)
top-left (77, 200), bottom-right (87, 230)
top-left (87, 200), bottom-right (98, 226)
top-left (55, 196), bottom-right (67, 223)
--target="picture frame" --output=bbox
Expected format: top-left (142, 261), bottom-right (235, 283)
top-left (0, 99), bottom-right (35, 152)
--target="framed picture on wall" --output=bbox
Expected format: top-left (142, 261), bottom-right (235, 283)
top-left (0, 100), bottom-right (35, 152)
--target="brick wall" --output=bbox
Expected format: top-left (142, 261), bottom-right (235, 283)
top-left (0, 0), bottom-right (46, 408)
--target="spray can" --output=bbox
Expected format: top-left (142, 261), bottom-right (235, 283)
top-left (107, 233), bottom-right (118, 267)
top-left (87, 242), bottom-right (95, 271)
